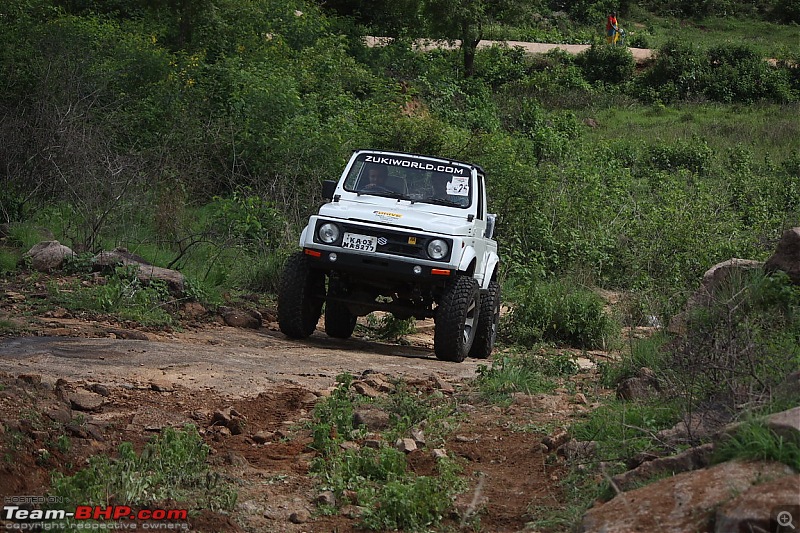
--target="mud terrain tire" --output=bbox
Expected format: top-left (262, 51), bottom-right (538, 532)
top-left (324, 279), bottom-right (357, 339)
top-left (278, 252), bottom-right (325, 338)
top-left (469, 280), bottom-right (500, 359)
top-left (434, 275), bottom-right (480, 362)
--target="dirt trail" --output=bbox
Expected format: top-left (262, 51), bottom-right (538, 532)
top-left (0, 319), bottom-right (481, 395)
top-left (366, 36), bottom-right (654, 62)
top-left (0, 276), bottom-right (604, 532)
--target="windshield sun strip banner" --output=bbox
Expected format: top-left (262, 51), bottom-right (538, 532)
top-left (362, 154), bottom-right (469, 176)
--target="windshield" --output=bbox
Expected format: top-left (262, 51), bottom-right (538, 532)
top-left (342, 153), bottom-right (472, 208)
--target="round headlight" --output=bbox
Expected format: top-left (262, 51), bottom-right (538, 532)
top-left (317, 222), bottom-right (340, 244)
top-left (427, 239), bottom-right (449, 260)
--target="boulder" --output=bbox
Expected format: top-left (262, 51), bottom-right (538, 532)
top-left (221, 308), bottom-right (262, 329)
top-left (616, 368), bottom-right (660, 401)
top-left (581, 460), bottom-right (795, 533)
top-left (611, 443), bottom-right (714, 492)
top-left (24, 241), bottom-right (75, 272)
top-left (763, 407), bottom-right (800, 445)
top-left (656, 402), bottom-right (734, 447)
top-left (714, 474), bottom-right (800, 533)
top-left (353, 408), bottom-right (390, 431)
top-left (765, 227), bottom-right (800, 284)
top-left (668, 258), bottom-right (763, 334)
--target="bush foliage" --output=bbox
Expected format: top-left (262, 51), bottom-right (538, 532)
top-left (0, 0), bottom-right (797, 318)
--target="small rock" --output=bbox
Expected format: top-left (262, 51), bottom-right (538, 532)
top-left (353, 408), bottom-right (390, 430)
top-left (289, 510), bottom-right (310, 524)
top-left (66, 390), bottom-right (105, 412)
top-left (227, 418), bottom-right (246, 435)
top-left (24, 241), bottom-right (75, 272)
top-left (432, 448), bottom-right (448, 460)
top-left (252, 431), bottom-right (275, 444)
top-left (542, 429), bottom-right (569, 452)
top-left (150, 380), bottom-right (174, 393)
top-left (353, 382), bottom-right (380, 398)
top-left (410, 428), bottom-right (426, 446)
top-left (315, 491), bottom-right (336, 507)
top-left (222, 309), bottom-right (262, 329)
top-left (44, 406), bottom-right (72, 424)
top-left (88, 384), bottom-right (110, 397)
top-left (17, 374), bottom-right (42, 385)
top-left (65, 424), bottom-right (89, 439)
top-left (395, 437), bottom-right (417, 453)
top-left (431, 373), bottom-right (454, 394)
top-left (340, 505), bottom-right (364, 519)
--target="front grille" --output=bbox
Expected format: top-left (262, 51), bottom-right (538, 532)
top-left (315, 220), bottom-right (452, 262)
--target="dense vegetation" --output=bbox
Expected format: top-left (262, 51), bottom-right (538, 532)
top-left (2, 0), bottom-right (798, 325)
top-left (1, 1), bottom-right (798, 528)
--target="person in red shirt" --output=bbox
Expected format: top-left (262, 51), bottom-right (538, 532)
top-left (606, 11), bottom-right (619, 45)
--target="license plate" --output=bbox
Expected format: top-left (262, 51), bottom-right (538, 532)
top-left (342, 233), bottom-right (377, 252)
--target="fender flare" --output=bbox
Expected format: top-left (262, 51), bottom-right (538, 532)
top-left (457, 246), bottom-right (477, 275)
top-left (299, 225), bottom-right (310, 247)
top-left (483, 252), bottom-right (500, 290)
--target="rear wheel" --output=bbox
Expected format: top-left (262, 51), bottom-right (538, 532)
top-left (469, 280), bottom-right (500, 359)
top-left (277, 252), bottom-right (325, 338)
top-left (324, 278), bottom-right (357, 339)
top-left (434, 275), bottom-right (480, 362)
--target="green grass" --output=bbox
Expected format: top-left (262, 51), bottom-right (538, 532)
top-left (49, 425), bottom-right (237, 519)
top-left (474, 350), bottom-right (579, 403)
top-left (570, 399), bottom-right (684, 462)
top-left (583, 102), bottom-right (800, 163)
top-left (639, 15), bottom-right (800, 58)
top-left (714, 422), bottom-right (800, 470)
top-left (308, 374), bottom-right (466, 531)
top-left (599, 332), bottom-right (672, 389)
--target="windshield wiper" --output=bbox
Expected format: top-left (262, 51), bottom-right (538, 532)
top-left (428, 198), bottom-right (463, 208)
top-left (359, 190), bottom-right (416, 203)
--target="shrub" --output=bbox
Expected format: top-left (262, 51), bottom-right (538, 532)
top-left (309, 375), bottom-right (464, 531)
top-left (646, 137), bottom-right (714, 175)
top-left (633, 40), bottom-right (707, 103)
top-left (501, 279), bottom-right (618, 349)
top-left (671, 270), bottom-right (800, 409)
top-left (703, 44), bottom-right (794, 103)
top-left (575, 44), bottom-right (636, 85)
top-left (474, 44), bottom-right (529, 88)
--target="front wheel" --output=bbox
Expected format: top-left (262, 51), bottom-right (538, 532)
top-left (324, 278), bottom-right (357, 339)
top-left (434, 276), bottom-right (480, 363)
top-left (469, 280), bottom-right (500, 360)
top-left (277, 252), bottom-right (325, 338)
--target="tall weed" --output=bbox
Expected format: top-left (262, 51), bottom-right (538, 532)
top-left (501, 279), bottom-right (617, 349)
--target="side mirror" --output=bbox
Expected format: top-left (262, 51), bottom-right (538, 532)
top-left (322, 180), bottom-right (337, 200)
top-left (485, 214), bottom-right (497, 239)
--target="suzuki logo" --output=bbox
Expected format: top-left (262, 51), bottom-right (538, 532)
top-left (377, 237), bottom-right (388, 246)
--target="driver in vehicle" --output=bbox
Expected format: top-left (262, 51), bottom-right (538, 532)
top-left (361, 165), bottom-right (389, 191)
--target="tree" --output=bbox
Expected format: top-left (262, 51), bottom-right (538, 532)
top-left (422, 0), bottom-right (509, 77)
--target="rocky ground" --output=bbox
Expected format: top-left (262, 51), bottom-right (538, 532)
top-left (0, 269), bottom-right (609, 532)
top-left (3, 241), bottom-right (799, 533)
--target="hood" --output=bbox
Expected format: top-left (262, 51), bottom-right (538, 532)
top-left (318, 198), bottom-right (475, 236)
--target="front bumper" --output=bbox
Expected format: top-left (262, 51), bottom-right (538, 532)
top-left (302, 247), bottom-right (454, 283)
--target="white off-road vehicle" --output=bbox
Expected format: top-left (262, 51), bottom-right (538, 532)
top-left (277, 149), bottom-right (500, 362)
